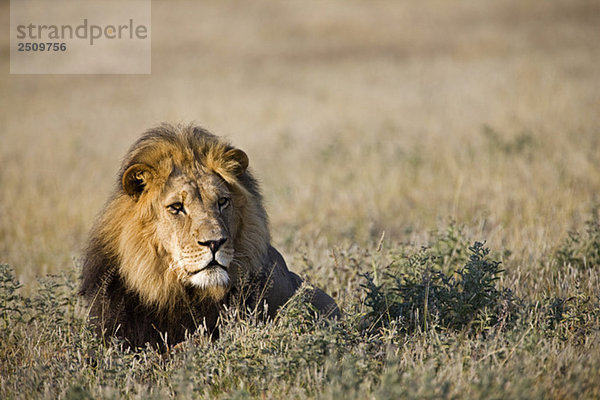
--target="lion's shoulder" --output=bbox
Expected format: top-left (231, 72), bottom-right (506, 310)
top-left (260, 246), bottom-right (341, 319)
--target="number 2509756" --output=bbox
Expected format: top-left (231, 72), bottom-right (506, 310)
top-left (17, 42), bottom-right (67, 51)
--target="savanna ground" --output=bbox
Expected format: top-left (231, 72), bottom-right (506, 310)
top-left (2, 0), bottom-right (600, 398)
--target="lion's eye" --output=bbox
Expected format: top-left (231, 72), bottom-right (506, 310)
top-left (217, 197), bottom-right (230, 211)
top-left (167, 202), bottom-right (185, 215)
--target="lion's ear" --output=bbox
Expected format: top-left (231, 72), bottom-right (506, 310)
top-left (122, 163), bottom-right (154, 199)
top-left (224, 148), bottom-right (249, 175)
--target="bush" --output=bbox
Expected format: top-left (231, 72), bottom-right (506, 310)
top-left (541, 289), bottom-right (600, 343)
top-left (0, 264), bottom-right (25, 333)
top-left (363, 241), bottom-right (518, 335)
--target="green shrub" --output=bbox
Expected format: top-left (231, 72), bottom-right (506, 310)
top-left (541, 289), bottom-right (600, 343)
top-left (0, 264), bottom-right (26, 333)
top-left (363, 241), bottom-right (518, 335)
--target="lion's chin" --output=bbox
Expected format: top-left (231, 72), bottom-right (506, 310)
top-left (188, 267), bottom-right (230, 301)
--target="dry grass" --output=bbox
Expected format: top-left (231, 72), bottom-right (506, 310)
top-left (1, 0), bottom-right (600, 398)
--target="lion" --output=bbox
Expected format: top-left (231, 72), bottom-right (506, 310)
top-left (80, 123), bottom-right (339, 349)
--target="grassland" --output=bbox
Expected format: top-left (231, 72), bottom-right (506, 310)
top-left (1, 0), bottom-right (600, 398)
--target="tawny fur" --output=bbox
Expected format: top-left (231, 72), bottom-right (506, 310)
top-left (80, 124), bottom-right (339, 349)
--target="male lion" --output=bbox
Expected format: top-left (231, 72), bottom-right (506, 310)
top-left (80, 124), bottom-right (339, 349)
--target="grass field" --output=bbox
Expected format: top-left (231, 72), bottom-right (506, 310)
top-left (2, 0), bottom-right (600, 398)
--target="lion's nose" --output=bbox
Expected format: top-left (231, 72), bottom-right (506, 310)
top-left (198, 238), bottom-right (227, 255)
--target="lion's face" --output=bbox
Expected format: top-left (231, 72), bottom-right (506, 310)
top-left (155, 170), bottom-right (238, 300)
top-left (119, 142), bottom-right (253, 303)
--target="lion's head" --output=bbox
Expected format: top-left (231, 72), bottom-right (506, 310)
top-left (82, 124), bottom-right (269, 313)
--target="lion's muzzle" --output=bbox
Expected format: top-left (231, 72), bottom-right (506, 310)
top-left (187, 260), bottom-right (228, 276)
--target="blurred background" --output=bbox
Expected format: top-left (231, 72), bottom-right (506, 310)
top-left (1, 0), bottom-right (599, 290)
